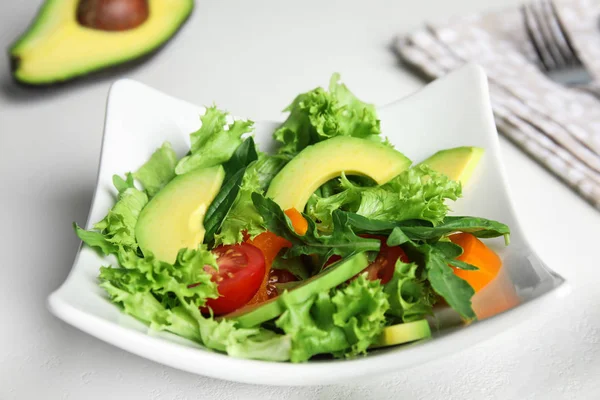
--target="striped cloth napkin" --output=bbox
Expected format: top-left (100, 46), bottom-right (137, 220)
top-left (395, 0), bottom-right (600, 209)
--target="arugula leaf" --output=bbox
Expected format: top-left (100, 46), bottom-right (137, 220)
top-left (271, 254), bottom-right (310, 280)
top-left (335, 213), bottom-right (482, 319)
top-left (252, 193), bottom-right (380, 266)
top-left (448, 259), bottom-right (479, 271)
top-left (421, 245), bottom-right (476, 321)
top-left (386, 227), bottom-right (411, 246)
top-left (175, 107), bottom-right (254, 175)
top-left (384, 260), bottom-right (435, 323)
top-left (134, 142), bottom-right (178, 197)
top-left (342, 212), bottom-right (510, 244)
top-left (273, 74), bottom-right (383, 157)
top-left (430, 241), bottom-right (463, 258)
top-left (275, 275), bottom-right (388, 362)
top-left (214, 164), bottom-right (266, 245)
top-left (222, 137), bottom-right (258, 176)
top-left (203, 138), bottom-right (259, 244)
top-left (400, 216), bottom-right (511, 244)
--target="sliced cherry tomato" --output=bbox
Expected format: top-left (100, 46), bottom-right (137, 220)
top-left (201, 243), bottom-right (266, 315)
top-left (361, 235), bottom-right (408, 284)
top-left (266, 269), bottom-right (299, 298)
top-left (245, 231), bottom-right (292, 305)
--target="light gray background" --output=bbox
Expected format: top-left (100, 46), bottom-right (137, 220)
top-left (1, 0), bottom-right (599, 399)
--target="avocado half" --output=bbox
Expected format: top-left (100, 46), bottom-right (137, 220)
top-left (9, 0), bottom-right (194, 85)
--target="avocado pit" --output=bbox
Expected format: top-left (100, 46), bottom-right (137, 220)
top-left (77, 0), bottom-right (149, 31)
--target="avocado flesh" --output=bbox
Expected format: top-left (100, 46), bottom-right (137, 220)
top-left (419, 146), bottom-right (484, 186)
top-left (266, 137), bottom-right (412, 211)
top-left (135, 165), bottom-right (225, 264)
top-left (370, 319), bottom-right (431, 348)
top-left (225, 252), bottom-right (370, 328)
top-left (10, 0), bottom-right (193, 85)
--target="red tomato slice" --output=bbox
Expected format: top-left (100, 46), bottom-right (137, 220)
top-left (201, 243), bottom-right (266, 315)
top-left (362, 235), bottom-right (409, 284)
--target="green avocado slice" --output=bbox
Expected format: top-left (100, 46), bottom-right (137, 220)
top-left (224, 252), bottom-right (370, 328)
top-left (370, 319), bottom-right (431, 348)
top-left (135, 165), bottom-right (225, 264)
top-left (266, 136), bottom-right (411, 212)
top-left (418, 146), bottom-right (484, 186)
top-left (9, 0), bottom-right (194, 85)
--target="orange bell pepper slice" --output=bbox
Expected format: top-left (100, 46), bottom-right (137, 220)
top-left (449, 233), bottom-right (502, 292)
top-left (284, 208), bottom-right (308, 236)
top-left (245, 231), bottom-right (291, 305)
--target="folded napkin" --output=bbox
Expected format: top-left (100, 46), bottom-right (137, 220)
top-left (395, 0), bottom-right (600, 209)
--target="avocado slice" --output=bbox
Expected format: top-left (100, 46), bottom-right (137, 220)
top-left (419, 146), bottom-right (484, 186)
top-left (135, 165), bottom-right (225, 263)
top-left (266, 137), bottom-right (411, 211)
top-left (9, 0), bottom-right (193, 85)
top-left (370, 319), bottom-right (431, 348)
top-left (225, 252), bottom-right (370, 328)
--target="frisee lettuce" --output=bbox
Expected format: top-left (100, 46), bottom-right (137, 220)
top-left (274, 74), bottom-right (383, 157)
top-left (384, 260), bottom-right (436, 323)
top-left (307, 165), bottom-right (461, 231)
top-left (275, 274), bottom-right (389, 362)
top-left (175, 107), bottom-right (254, 175)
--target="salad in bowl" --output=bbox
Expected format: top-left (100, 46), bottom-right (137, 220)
top-left (74, 74), bottom-right (510, 363)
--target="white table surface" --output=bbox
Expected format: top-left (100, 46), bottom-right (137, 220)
top-left (1, 0), bottom-right (599, 398)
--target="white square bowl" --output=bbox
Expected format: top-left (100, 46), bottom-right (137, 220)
top-left (48, 63), bottom-right (566, 386)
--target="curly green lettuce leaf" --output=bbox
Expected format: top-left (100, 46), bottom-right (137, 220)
top-left (306, 166), bottom-right (461, 231)
top-left (134, 142), bottom-right (178, 197)
top-left (198, 317), bottom-right (291, 361)
top-left (384, 260), bottom-right (435, 323)
top-left (73, 223), bottom-right (118, 255)
top-left (76, 180), bottom-right (148, 253)
top-left (274, 74), bottom-right (383, 157)
top-left (252, 193), bottom-right (380, 266)
top-left (100, 247), bottom-right (291, 361)
top-left (112, 172), bottom-right (135, 194)
top-left (175, 107), bottom-right (254, 175)
top-left (276, 275), bottom-right (389, 362)
top-left (101, 247), bottom-right (219, 304)
top-left (347, 165), bottom-right (461, 225)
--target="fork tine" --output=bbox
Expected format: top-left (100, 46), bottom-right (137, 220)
top-left (547, 0), bottom-right (584, 66)
top-left (522, 4), bottom-right (554, 71)
top-left (530, 1), bottom-right (568, 68)
top-left (541, 0), bottom-right (577, 66)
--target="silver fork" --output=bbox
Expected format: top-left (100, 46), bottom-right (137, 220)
top-left (522, 0), bottom-right (597, 89)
